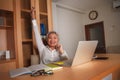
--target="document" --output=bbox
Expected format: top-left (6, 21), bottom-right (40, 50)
top-left (9, 64), bottom-right (51, 78)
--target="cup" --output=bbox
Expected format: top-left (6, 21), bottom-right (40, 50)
top-left (6, 50), bottom-right (10, 59)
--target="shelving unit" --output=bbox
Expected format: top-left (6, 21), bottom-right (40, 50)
top-left (0, 0), bottom-right (53, 68)
top-left (0, 1), bottom-right (16, 72)
top-left (0, 9), bottom-right (15, 59)
top-left (17, 0), bottom-right (53, 67)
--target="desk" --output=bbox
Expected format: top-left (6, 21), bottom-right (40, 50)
top-left (1, 54), bottom-right (120, 80)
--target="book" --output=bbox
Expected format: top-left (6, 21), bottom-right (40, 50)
top-left (46, 63), bottom-right (63, 70)
top-left (0, 17), bottom-right (4, 26)
top-left (52, 61), bottom-right (64, 65)
top-left (9, 64), bottom-right (52, 78)
top-left (40, 23), bottom-right (46, 35)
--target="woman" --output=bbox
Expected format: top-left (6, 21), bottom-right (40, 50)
top-left (31, 8), bottom-right (69, 64)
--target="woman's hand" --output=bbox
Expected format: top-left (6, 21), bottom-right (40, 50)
top-left (31, 7), bottom-right (36, 19)
top-left (56, 44), bottom-right (64, 54)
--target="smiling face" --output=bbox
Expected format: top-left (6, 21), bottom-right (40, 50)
top-left (47, 32), bottom-right (59, 49)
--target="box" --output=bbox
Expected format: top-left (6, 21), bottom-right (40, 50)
top-left (0, 17), bottom-right (5, 26)
top-left (0, 50), bottom-right (10, 60)
top-left (0, 51), bottom-right (6, 59)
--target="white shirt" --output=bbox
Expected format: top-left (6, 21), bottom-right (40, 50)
top-left (32, 19), bottom-right (69, 64)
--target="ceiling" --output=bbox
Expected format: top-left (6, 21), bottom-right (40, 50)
top-left (52, 0), bottom-right (114, 11)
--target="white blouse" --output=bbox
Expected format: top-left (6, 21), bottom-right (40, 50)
top-left (32, 19), bottom-right (69, 64)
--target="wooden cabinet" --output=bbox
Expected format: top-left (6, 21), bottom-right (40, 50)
top-left (15, 0), bottom-right (53, 67)
top-left (0, 0), bottom-right (53, 68)
top-left (0, 0), bottom-right (16, 71)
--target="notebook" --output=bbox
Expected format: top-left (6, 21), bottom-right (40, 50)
top-left (63, 40), bottom-right (98, 67)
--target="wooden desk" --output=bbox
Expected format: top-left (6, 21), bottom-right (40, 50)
top-left (1, 54), bottom-right (120, 80)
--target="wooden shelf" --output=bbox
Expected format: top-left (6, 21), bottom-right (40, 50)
top-left (0, 25), bottom-right (13, 29)
top-left (21, 9), bottom-right (31, 13)
top-left (22, 39), bottom-right (33, 43)
top-left (0, 59), bottom-right (16, 64)
top-left (40, 12), bottom-right (48, 16)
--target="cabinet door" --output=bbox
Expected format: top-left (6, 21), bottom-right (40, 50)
top-left (0, 60), bottom-right (16, 80)
top-left (20, 0), bottom-right (34, 67)
top-left (0, 61), bottom-right (16, 72)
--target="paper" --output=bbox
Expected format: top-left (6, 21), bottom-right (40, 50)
top-left (9, 64), bottom-right (51, 78)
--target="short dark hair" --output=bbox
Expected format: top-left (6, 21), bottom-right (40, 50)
top-left (46, 31), bottom-right (59, 40)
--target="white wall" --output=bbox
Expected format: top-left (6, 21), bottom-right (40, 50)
top-left (83, 1), bottom-right (120, 53)
top-left (52, 3), bottom-right (85, 59)
top-left (52, 1), bottom-right (119, 79)
top-left (52, 0), bottom-right (120, 56)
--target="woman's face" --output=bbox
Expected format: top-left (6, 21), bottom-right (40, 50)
top-left (47, 33), bottom-right (59, 48)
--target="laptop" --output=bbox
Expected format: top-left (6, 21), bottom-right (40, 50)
top-left (63, 40), bottom-right (98, 67)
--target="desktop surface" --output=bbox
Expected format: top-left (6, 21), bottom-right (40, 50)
top-left (1, 53), bottom-right (120, 80)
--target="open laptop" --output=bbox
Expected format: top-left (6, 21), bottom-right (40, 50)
top-left (63, 40), bottom-right (98, 67)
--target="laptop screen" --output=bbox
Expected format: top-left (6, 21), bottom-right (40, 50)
top-left (71, 40), bottom-right (98, 67)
